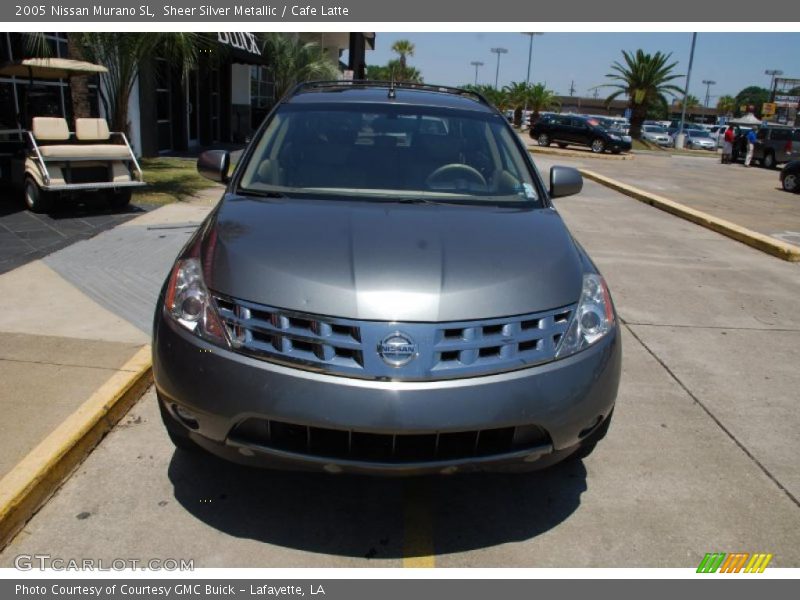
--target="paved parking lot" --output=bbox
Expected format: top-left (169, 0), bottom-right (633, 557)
top-left (0, 190), bottom-right (154, 275)
top-left (2, 165), bottom-right (798, 568)
top-left (533, 150), bottom-right (800, 247)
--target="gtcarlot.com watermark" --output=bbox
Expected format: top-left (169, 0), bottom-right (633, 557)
top-left (14, 554), bottom-right (194, 571)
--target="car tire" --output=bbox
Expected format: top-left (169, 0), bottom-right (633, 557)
top-left (106, 188), bottom-right (133, 209)
top-left (783, 172), bottom-right (799, 193)
top-left (23, 177), bottom-right (54, 213)
top-left (537, 133), bottom-right (550, 147)
top-left (572, 410), bottom-right (614, 460)
top-left (158, 397), bottom-right (202, 453)
top-left (590, 138), bottom-right (605, 153)
top-left (610, 148), bottom-right (622, 155)
top-left (762, 151), bottom-right (776, 170)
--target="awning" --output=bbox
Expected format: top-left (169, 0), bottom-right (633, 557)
top-left (0, 58), bottom-right (108, 79)
top-left (728, 113), bottom-right (762, 127)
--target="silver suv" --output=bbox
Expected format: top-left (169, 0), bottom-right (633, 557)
top-left (153, 82), bottom-right (621, 475)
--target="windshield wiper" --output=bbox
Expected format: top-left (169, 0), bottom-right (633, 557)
top-left (236, 188), bottom-right (288, 199)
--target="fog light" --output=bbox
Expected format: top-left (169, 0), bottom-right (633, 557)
top-left (172, 404), bottom-right (199, 429)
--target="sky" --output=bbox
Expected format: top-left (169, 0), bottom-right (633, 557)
top-left (366, 33), bottom-right (800, 103)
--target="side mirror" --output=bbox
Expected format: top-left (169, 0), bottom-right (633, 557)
top-left (550, 166), bottom-right (583, 198)
top-left (197, 150), bottom-right (230, 184)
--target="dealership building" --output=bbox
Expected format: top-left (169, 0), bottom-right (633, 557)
top-left (0, 32), bottom-right (374, 161)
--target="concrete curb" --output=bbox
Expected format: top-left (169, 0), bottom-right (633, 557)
top-left (579, 168), bottom-right (800, 263)
top-left (0, 346), bottom-right (152, 550)
top-left (527, 146), bottom-right (633, 160)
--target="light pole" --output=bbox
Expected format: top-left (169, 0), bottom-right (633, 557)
top-left (470, 61), bottom-right (484, 85)
top-left (521, 33), bottom-right (543, 86)
top-left (702, 79), bottom-right (716, 109)
top-left (765, 69), bottom-right (783, 100)
top-left (490, 47), bottom-right (508, 90)
top-left (677, 32), bottom-right (697, 149)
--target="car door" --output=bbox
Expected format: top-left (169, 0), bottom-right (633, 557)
top-left (569, 118), bottom-right (591, 145)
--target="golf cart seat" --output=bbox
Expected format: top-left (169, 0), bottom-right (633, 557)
top-left (31, 117), bottom-right (132, 160)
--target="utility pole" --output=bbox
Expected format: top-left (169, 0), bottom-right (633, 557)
top-left (677, 32), bottom-right (697, 149)
top-left (765, 69), bottom-right (783, 101)
top-left (592, 88), bottom-right (599, 99)
top-left (490, 47), bottom-right (508, 89)
top-left (470, 61), bottom-right (484, 86)
top-left (521, 33), bottom-right (543, 86)
top-left (568, 80), bottom-right (576, 97)
top-left (702, 79), bottom-right (716, 109)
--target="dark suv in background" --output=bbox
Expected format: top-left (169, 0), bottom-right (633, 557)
top-left (530, 114), bottom-right (632, 154)
top-left (753, 126), bottom-right (800, 169)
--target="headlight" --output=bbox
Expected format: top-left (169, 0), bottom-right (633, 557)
top-left (609, 134), bottom-right (620, 140)
top-left (556, 273), bottom-right (615, 359)
top-left (164, 258), bottom-right (228, 346)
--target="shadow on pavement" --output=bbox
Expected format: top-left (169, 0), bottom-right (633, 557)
top-left (167, 449), bottom-right (587, 560)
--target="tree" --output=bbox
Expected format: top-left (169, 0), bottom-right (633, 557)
top-left (464, 84), bottom-right (510, 113)
top-left (674, 94), bottom-right (700, 110)
top-left (390, 40), bottom-right (415, 70)
top-left (524, 83), bottom-right (561, 121)
top-left (25, 33), bottom-right (205, 134)
top-left (504, 82), bottom-right (530, 127)
top-left (260, 33), bottom-right (340, 101)
top-left (734, 86), bottom-right (770, 117)
top-left (601, 49), bottom-right (684, 139)
top-left (366, 60), bottom-right (422, 83)
top-left (716, 94), bottom-right (736, 115)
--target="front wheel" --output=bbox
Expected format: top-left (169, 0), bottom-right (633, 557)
top-left (762, 151), bottom-right (776, 169)
top-left (557, 142), bottom-right (568, 149)
top-left (537, 133), bottom-right (551, 147)
top-left (590, 138), bottom-right (606, 153)
top-left (783, 172), bottom-right (799, 193)
top-left (23, 177), bottom-right (54, 213)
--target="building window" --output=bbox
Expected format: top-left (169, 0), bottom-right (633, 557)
top-left (250, 66), bottom-right (275, 110)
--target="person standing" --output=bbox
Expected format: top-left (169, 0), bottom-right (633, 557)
top-left (722, 125), bottom-right (735, 164)
top-left (744, 127), bottom-right (758, 167)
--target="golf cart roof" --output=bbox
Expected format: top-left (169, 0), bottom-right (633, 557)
top-left (0, 58), bottom-right (107, 79)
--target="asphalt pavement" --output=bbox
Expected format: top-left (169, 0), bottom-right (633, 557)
top-left (1, 168), bottom-right (798, 567)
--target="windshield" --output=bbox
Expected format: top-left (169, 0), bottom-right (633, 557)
top-left (690, 130), bottom-right (711, 138)
top-left (644, 126), bottom-right (667, 134)
top-left (239, 103), bottom-right (542, 206)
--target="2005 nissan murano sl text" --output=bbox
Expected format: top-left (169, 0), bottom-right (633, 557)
top-left (153, 81), bottom-right (621, 475)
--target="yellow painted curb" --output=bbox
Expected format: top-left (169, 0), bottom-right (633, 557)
top-left (528, 146), bottom-right (633, 161)
top-left (579, 169), bottom-right (800, 263)
top-left (0, 345), bottom-right (153, 549)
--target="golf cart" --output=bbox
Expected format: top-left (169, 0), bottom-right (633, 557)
top-left (0, 57), bottom-right (145, 213)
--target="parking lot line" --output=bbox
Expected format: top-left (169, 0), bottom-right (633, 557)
top-left (403, 479), bottom-right (435, 567)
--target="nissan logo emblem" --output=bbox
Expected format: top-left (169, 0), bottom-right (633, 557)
top-left (378, 332), bottom-right (418, 367)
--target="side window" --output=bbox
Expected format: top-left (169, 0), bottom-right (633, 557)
top-left (771, 129), bottom-right (788, 142)
top-left (757, 129), bottom-right (767, 140)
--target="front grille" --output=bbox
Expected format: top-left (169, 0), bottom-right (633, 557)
top-left (230, 418), bottom-right (551, 464)
top-left (213, 293), bottom-right (575, 380)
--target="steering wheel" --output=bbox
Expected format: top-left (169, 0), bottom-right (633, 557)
top-left (426, 163), bottom-right (487, 189)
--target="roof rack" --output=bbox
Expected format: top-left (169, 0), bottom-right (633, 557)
top-left (288, 80), bottom-right (491, 107)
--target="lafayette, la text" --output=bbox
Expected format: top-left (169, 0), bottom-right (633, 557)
top-left (17, 584), bottom-right (325, 597)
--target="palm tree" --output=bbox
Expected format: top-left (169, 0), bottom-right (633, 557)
top-left (716, 95), bottom-right (736, 116)
top-left (260, 33), bottom-right (340, 101)
top-left (674, 94), bottom-right (701, 110)
top-left (25, 33), bottom-right (205, 134)
top-left (525, 83), bottom-right (561, 121)
top-left (464, 84), bottom-right (510, 113)
top-left (601, 49), bottom-right (684, 139)
top-left (390, 40), bottom-right (415, 70)
top-left (504, 82), bottom-right (530, 127)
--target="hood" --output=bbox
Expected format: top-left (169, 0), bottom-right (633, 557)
top-left (204, 195), bottom-right (583, 322)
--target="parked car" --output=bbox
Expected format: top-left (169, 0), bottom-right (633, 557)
top-left (641, 125), bottom-right (672, 147)
top-left (752, 126), bottom-right (800, 169)
top-left (530, 114), bottom-right (632, 154)
top-left (780, 161), bottom-right (800, 193)
top-left (683, 129), bottom-right (717, 151)
top-left (153, 81), bottom-right (621, 474)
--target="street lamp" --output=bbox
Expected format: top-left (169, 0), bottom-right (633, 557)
top-left (490, 47), bottom-right (508, 89)
top-left (470, 60), bottom-right (484, 86)
top-left (677, 32), bottom-right (697, 149)
top-left (521, 33), bottom-right (543, 86)
top-left (702, 79), bottom-right (716, 109)
top-left (765, 69), bottom-right (783, 99)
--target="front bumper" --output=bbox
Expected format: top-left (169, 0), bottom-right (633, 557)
top-left (153, 309), bottom-right (621, 474)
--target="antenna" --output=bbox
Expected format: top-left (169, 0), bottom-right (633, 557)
top-left (388, 68), bottom-right (396, 99)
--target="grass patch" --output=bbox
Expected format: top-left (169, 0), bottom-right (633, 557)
top-left (134, 157), bottom-right (222, 204)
